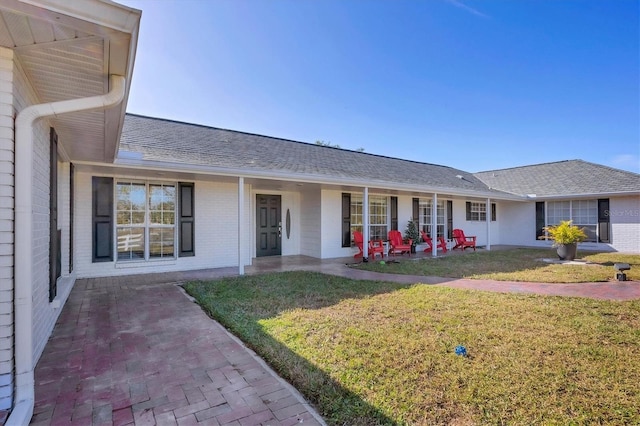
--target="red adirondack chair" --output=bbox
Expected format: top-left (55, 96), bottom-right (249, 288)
top-left (369, 239), bottom-right (385, 258)
top-left (452, 229), bottom-right (476, 251)
top-left (353, 230), bottom-right (364, 258)
top-left (420, 231), bottom-right (448, 253)
top-left (354, 231), bottom-right (386, 259)
top-left (388, 230), bottom-right (412, 256)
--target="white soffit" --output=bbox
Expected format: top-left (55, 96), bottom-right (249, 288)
top-left (0, 0), bottom-right (140, 162)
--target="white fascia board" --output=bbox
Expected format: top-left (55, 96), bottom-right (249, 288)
top-left (527, 191), bottom-right (640, 200)
top-left (104, 158), bottom-right (526, 201)
top-left (16, 0), bottom-right (141, 34)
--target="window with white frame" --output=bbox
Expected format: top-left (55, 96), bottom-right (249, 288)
top-left (467, 202), bottom-right (487, 221)
top-left (350, 194), bottom-right (389, 242)
top-left (116, 181), bottom-right (176, 261)
top-left (418, 199), bottom-right (445, 237)
top-left (369, 195), bottom-right (388, 240)
top-left (547, 200), bottom-right (597, 242)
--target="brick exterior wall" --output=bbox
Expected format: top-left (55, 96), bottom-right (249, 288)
top-left (610, 196), bottom-right (640, 253)
top-left (0, 46), bottom-right (13, 411)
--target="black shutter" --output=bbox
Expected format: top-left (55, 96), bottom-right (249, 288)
top-left (49, 128), bottom-right (59, 302)
top-left (390, 196), bottom-right (398, 231)
top-left (466, 202), bottom-right (471, 221)
top-left (491, 203), bottom-right (496, 221)
top-left (69, 163), bottom-right (74, 272)
top-left (535, 201), bottom-right (545, 240)
top-left (446, 200), bottom-right (453, 240)
top-left (178, 182), bottom-right (195, 256)
top-left (598, 198), bottom-right (610, 243)
top-left (92, 177), bottom-right (113, 262)
top-left (342, 193), bottom-right (351, 247)
top-left (412, 197), bottom-right (419, 229)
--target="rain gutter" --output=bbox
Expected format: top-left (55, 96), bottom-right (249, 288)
top-left (7, 75), bottom-right (125, 425)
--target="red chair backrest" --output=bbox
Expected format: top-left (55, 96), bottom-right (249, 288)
top-left (354, 230), bottom-right (363, 246)
top-left (452, 229), bottom-right (464, 241)
top-left (388, 230), bottom-right (403, 245)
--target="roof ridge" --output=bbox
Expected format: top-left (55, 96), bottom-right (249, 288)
top-left (124, 113), bottom-right (468, 173)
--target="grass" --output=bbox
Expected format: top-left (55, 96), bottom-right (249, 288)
top-left (354, 248), bottom-right (640, 283)
top-left (184, 271), bottom-right (640, 425)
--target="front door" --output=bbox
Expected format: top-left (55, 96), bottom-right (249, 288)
top-left (256, 194), bottom-right (281, 257)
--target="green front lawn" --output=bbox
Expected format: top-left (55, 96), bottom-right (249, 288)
top-left (355, 248), bottom-right (640, 283)
top-left (184, 272), bottom-right (640, 425)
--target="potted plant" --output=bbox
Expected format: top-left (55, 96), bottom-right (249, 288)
top-left (539, 220), bottom-right (588, 260)
top-left (404, 219), bottom-right (420, 253)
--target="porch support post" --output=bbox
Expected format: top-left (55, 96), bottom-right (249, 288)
top-left (363, 187), bottom-right (369, 259)
top-left (432, 193), bottom-right (438, 257)
top-left (486, 197), bottom-right (491, 251)
top-left (238, 177), bottom-right (245, 275)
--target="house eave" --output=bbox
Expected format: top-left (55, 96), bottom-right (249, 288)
top-left (2, 0), bottom-right (141, 163)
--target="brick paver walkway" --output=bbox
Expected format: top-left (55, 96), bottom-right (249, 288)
top-left (31, 274), bottom-right (325, 426)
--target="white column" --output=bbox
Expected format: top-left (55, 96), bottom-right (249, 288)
top-left (238, 177), bottom-right (244, 275)
top-left (363, 187), bottom-right (369, 259)
top-left (486, 197), bottom-right (491, 251)
top-left (432, 194), bottom-right (438, 257)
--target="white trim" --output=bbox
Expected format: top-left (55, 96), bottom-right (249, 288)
top-left (527, 191), bottom-right (639, 200)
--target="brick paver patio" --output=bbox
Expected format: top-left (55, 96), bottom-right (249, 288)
top-left (31, 272), bottom-right (325, 426)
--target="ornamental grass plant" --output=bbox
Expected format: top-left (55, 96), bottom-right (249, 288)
top-left (540, 220), bottom-right (588, 246)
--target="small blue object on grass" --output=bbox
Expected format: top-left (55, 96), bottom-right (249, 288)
top-left (455, 345), bottom-right (467, 357)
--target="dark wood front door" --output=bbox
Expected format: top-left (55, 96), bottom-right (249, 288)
top-left (256, 195), bottom-right (281, 257)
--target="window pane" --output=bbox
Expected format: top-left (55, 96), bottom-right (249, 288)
top-left (117, 183), bottom-right (146, 225)
top-left (163, 212), bottom-right (175, 225)
top-left (117, 211), bottom-right (131, 225)
top-left (117, 227), bottom-right (145, 260)
top-left (149, 227), bottom-right (175, 258)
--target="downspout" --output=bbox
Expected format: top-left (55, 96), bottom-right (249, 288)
top-left (8, 75), bottom-right (125, 425)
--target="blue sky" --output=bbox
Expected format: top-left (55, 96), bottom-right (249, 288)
top-left (119, 0), bottom-right (639, 173)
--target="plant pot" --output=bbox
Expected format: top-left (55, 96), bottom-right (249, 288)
top-left (410, 245), bottom-right (416, 254)
top-left (556, 243), bottom-right (577, 261)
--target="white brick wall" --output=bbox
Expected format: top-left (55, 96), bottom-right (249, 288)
top-left (610, 196), bottom-right (640, 253)
top-left (0, 46), bottom-right (13, 410)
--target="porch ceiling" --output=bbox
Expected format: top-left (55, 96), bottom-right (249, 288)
top-left (0, 0), bottom-right (140, 162)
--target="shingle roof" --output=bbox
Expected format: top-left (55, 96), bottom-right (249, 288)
top-left (120, 114), bottom-right (502, 195)
top-left (474, 160), bottom-right (640, 197)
